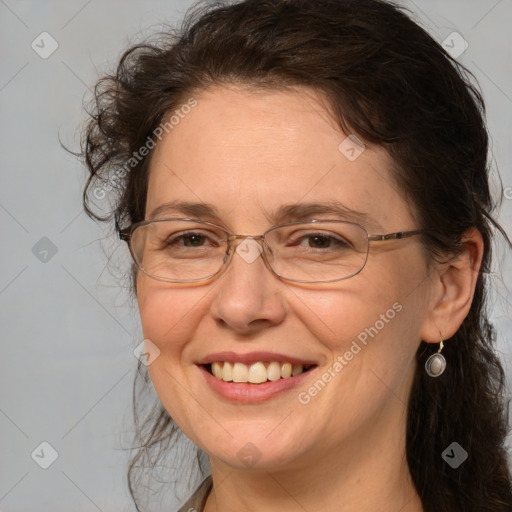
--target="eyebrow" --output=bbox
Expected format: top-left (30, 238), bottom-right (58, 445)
top-left (148, 200), bottom-right (383, 231)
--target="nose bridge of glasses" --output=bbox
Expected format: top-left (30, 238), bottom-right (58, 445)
top-left (228, 233), bottom-right (265, 241)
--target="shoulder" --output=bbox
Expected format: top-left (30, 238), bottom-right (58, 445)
top-left (174, 475), bottom-right (213, 512)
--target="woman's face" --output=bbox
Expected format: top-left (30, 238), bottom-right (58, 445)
top-left (137, 85), bottom-right (433, 472)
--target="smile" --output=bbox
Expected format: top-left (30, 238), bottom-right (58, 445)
top-left (196, 351), bottom-right (319, 402)
top-left (207, 361), bottom-right (315, 383)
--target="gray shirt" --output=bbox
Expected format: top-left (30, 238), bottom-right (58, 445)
top-left (176, 476), bottom-right (213, 512)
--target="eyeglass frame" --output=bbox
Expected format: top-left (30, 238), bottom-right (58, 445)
top-left (119, 217), bottom-right (424, 284)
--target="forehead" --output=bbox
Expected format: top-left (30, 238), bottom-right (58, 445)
top-left (145, 85), bottom-right (414, 231)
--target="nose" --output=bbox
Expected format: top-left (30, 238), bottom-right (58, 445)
top-left (210, 238), bottom-right (287, 334)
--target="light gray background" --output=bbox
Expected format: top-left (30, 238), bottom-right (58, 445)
top-left (0, 1), bottom-right (511, 511)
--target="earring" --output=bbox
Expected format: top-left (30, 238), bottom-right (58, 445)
top-left (425, 339), bottom-right (446, 377)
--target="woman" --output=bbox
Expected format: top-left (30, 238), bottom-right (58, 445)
top-left (80, 0), bottom-right (512, 510)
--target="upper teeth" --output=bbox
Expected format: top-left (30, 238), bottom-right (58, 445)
top-left (211, 361), bottom-right (307, 383)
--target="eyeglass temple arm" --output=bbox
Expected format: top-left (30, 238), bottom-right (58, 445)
top-left (368, 230), bottom-right (423, 242)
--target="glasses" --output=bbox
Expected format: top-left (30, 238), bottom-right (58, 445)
top-left (119, 218), bottom-right (423, 284)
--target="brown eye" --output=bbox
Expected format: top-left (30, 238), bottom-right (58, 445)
top-left (169, 233), bottom-right (208, 247)
top-left (287, 231), bottom-right (352, 250)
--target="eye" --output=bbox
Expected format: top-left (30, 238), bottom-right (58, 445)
top-left (289, 231), bottom-right (352, 250)
top-left (169, 233), bottom-right (208, 247)
top-left (166, 231), bottom-right (220, 248)
top-left (305, 234), bottom-right (339, 249)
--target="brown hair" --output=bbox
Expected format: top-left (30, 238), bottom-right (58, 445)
top-left (79, 0), bottom-right (512, 510)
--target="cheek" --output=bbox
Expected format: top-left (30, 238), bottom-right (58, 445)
top-left (137, 276), bottom-right (209, 344)
top-left (136, 277), bottom-right (214, 436)
top-left (290, 253), bottom-right (428, 390)
top-left (291, 278), bottom-right (419, 353)
top-left (289, 279), bottom-right (424, 438)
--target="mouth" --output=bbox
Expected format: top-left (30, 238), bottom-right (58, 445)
top-left (202, 361), bottom-right (317, 384)
top-left (196, 351), bottom-right (319, 402)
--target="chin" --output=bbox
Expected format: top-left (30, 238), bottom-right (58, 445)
top-left (209, 442), bottom-right (305, 472)
top-left (194, 420), bottom-right (316, 472)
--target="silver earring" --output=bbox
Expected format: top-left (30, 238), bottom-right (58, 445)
top-left (425, 340), bottom-right (446, 377)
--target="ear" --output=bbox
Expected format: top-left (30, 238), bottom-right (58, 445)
top-left (420, 228), bottom-right (484, 343)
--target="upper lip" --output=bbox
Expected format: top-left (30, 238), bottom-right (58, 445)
top-left (197, 351), bottom-right (318, 366)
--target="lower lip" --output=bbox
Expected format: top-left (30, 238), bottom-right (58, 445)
top-left (198, 364), bottom-right (317, 404)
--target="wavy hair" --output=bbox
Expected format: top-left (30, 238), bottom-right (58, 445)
top-left (79, 0), bottom-right (512, 510)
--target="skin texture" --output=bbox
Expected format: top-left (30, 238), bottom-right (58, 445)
top-left (136, 85), bottom-right (483, 512)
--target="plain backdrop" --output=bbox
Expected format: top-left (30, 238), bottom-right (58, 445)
top-left (0, 1), bottom-right (511, 511)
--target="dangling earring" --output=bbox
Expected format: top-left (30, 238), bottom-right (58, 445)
top-left (425, 339), bottom-right (446, 377)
